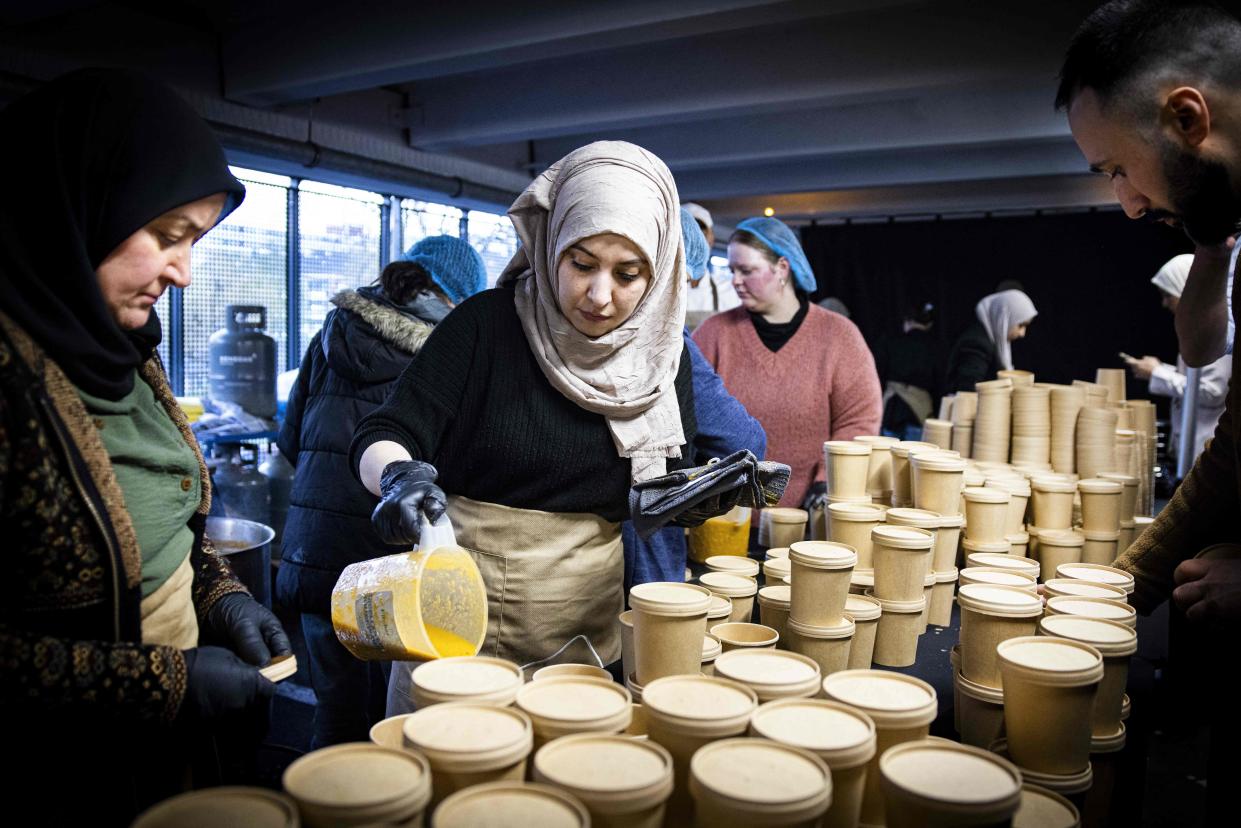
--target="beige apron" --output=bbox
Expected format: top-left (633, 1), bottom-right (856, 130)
top-left (386, 495), bottom-right (623, 716)
top-left (884, 380), bottom-right (934, 423)
top-left (140, 554), bottom-right (199, 650)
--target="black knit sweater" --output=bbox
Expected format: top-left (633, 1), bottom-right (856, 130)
top-left (349, 287), bottom-right (697, 523)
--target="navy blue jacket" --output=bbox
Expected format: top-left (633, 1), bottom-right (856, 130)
top-left (275, 288), bottom-right (439, 614)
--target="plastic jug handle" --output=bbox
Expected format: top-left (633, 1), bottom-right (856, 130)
top-left (416, 513), bottom-right (458, 551)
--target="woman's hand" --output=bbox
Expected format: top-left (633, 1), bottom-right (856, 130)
top-left (1124, 355), bottom-right (1161, 381)
top-left (180, 646), bottom-right (274, 720)
top-left (206, 593), bottom-right (292, 666)
top-left (371, 460), bottom-right (447, 545)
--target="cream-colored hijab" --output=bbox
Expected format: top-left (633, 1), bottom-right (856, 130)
top-left (498, 141), bottom-right (687, 483)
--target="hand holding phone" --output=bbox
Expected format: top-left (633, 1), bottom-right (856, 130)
top-left (1119, 351), bottom-right (1136, 363)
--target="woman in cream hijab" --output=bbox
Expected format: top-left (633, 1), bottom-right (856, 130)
top-left (946, 288), bottom-right (1038, 392)
top-left (351, 142), bottom-right (696, 705)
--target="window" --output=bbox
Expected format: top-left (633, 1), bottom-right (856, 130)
top-left (400, 199), bottom-right (463, 253)
top-left (468, 210), bottom-right (521, 287)
top-left (298, 181), bottom-right (384, 357)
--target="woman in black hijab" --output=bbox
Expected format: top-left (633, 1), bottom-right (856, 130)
top-left (0, 69), bottom-right (289, 823)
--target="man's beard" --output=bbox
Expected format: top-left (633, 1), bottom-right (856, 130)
top-left (1160, 141), bottom-right (1241, 245)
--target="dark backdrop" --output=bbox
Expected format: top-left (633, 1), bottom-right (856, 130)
top-left (800, 210), bottom-right (1192, 405)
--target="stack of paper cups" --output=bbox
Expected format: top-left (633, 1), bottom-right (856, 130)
top-left (1076, 407), bottom-right (1119, 480)
top-left (855, 436), bottom-right (898, 503)
top-left (951, 391), bottom-right (977, 459)
top-left (1011, 385), bottom-right (1051, 467)
top-left (997, 369), bottom-right (1035, 386)
top-left (1073, 379), bottom-right (1108, 407)
top-left (973, 379), bottom-right (1013, 462)
top-left (1049, 385), bottom-right (1086, 474)
top-left (921, 419), bottom-right (953, 450)
top-left (1095, 368), bottom-right (1127, 403)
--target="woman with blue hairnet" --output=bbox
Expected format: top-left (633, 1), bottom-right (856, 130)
top-left (694, 217), bottom-right (882, 512)
top-left (276, 234), bottom-right (486, 747)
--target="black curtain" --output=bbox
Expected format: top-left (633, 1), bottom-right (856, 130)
top-left (800, 210), bottom-right (1191, 404)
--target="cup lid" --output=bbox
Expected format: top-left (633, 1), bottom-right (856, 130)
top-left (699, 571), bottom-right (758, 598)
top-left (763, 558), bottom-right (792, 579)
top-left (1082, 529), bottom-right (1120, 541)
top-left (629, 582), bottom-right (712, 617)
top-left (533, 734), bottom-right (673, 801)
top-left (132, 787), bottom-right (298, 828)
top-left (1014, 784), bottom-right (1081, 828)
top-left (705, 556), bottom-right (760, 577)
top-left (1006, 531), bottom-right (1031, 544)
top-left (1038, 615), bottom-right (1137, 656)
top-left (865, 589), bottom-right (927, 614)
top-left (923, 571), bottom-right (936, 587)
top-left (764, 507), bottom-right (810, 524)
top-left (788, 616), bottom-right (855, 640)
top-left (821, 670), bottom-right (938, 728)
top-left (1097, 472), bottom-right (1138, 487)
top-left (702, 635), bottom-right (723, 661)
top-left (1033, 478), bottom-right (1076, 493)
top-left (872, 525), bottom-right (935, 549)
top-left (412, 656), bottom-right (523, 698)
top-left (989, 740), bottom-right (1095, 793)
top-left (825, 440), bottom-right (871, 455)
top-left (1055, 563), bottom-right (1134, 592)
top-left (913, 454), bottom-right (967, 472)
top-left (707, 594), bottom-right (733, 618)
top-left (789, 540), bottom-right (858, 569)
top-left (640, 675), bottom-right (757, 732)
top-left (960, 567), bottom-right (1037, 589)
top-left (516, 677), bottom-right (632, 728)
top-left (937, 513), bottom-right (966, 528)
top-left (1043, 578), bottom-right (1127, 601)
top-left (1091, 722), bottom-right (1127, 753)
top-left (713, 650), bottom-right (822, 699)
top-left (1078, 479), bottom-right (1123, 495)
top-left (958, 583), bottom-right (1043, 617)
top-left (886, 507), bottom-right (946, 529)
top-left (403, 703), bottom-right (533, 769)
top-left (955, 670), bottom-right (1005, 704)
top-left (996, 636), bottom-right (1104, 686)
top-left (963, 486), bottom-right (1009, 504)
top-left (283, 743), bottom-right (431, 810)
top-left (434, 782), bottom-right (589, 828)
top-left (892, 440), bottom-right (939, 457)
top-left (765, 546), bottom-right (790, 559)
top-left (966, 552), bottom-right (1040, 575)
top-left (986, 477), bottom-right (1031, 496)
top-left (1046, 596), bottom-right (1136, 625)
top-left (934, 567), bottom-right (959, 584)
top-left (962, 539), bottom-right (1013, 554)
top-left (758, 584), bottom-right (792, 608)
top-left (855, 435), bottom-right (899, 447)
top-left (1038, 530), bottom-right (1085, 549)
top-left (689, 738), bottom-right (832, 815)
top-left (880, 741), bottom-right (1022, 810)
top-left (827, 502), bottom-right (887, 521)
top-left (851, 568), bottom-right (876, 588)
top-left (844, 594), bottom-right (882, 620)
top-left (749, 699), bottom-right (876, 768)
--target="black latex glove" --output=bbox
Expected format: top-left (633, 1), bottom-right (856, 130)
top-left (206, 592), bottom-right (292, 667)
top-left (371, 460), bottom-right (447, 546)
top-left (802, 480), bottom-right (828, 514)
top-left (180, 646), bottom-right (274, 720)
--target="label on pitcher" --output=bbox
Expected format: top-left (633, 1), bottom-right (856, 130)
top-left (355, 590), bottom-right (404, 655)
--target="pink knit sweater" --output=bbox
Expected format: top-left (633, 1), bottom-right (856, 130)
top-left (693, 305), bottom-right (882, 506)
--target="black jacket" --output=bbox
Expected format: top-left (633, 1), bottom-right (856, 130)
top-left (276, 289), bottom-right (438, 614)
top-left (945, 320), bottom-right (1004, 394)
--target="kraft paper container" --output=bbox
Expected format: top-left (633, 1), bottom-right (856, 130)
top-left (640, 674), bottom-right (758, 820)
top-left (884, 508), bottom-right (942, 577)
top-left (868, 592), bottom-right (925, 668)
top-left (1043, 578), bottom-right (1127, 602)
top-left (1078, 479), bottom-right (1123, 533)
top-left (962, 486), bottom-right (1010, 543)
top-left (765, 545), bottom-right (790, 559)
top-left (630, 582), bottom-right (712, 685)
top-left (133, 788), bottom-right (299, 828)
top-left (400, 703), bottom-right (531, 807)
top-left (619, 610), bottom-right (636, 693)
top-left (1034, 530), bottom-right (1084, 584)
top-left (762, 556), bottom-right (791, 584)
top-left (918, 572), bottom-right (935, 634)
top-left (1117, 520), bottom-right (1136, 554)
top-left (1075, 407), bottom-right (1119, 480)
top-left (821, 670), bottom-right (938, 827)
top-left (788, 540), bottom-right (856, 627)
top-left (1080, 530), bottom-right (1120, 566)
top-left (701, 635), bottom-right (722, 676)
top-left (986, 476), bottom-right (1031, 534)
top-left (410, 656), bottom-right (523, 709)
top-left (912, 453), bottom-right (967, 516)
top-left (515, 676), bottom-right (632, 751)
top-left (958, 583), bottom-right (1044, 689)
top-left (931, 513), bottom-right (964, 572)
top-left (433, 782), bottom-right (589, 828)
top-left (951, 423), bottom-right (974, 458)
top-left (825, 440), bottom-right (872, 498)
top-left (953, 390), bottom-right (980, 424)
top-left (849, 567), bottom-right (874, 595)
top-left (1039, 615), bottom-right (1136, 740)
top-left (1013, 783), bottom-right (1081, 828)
top-left (929, 568), bottom-right (958, 627)
top-left (710, 621), bottom-right (779, 652)
top-left (689, 738), bottom-right (832, 828)
top-left (369, 713), bottom-right (417, 751)
top-left (1007, 531), bottom-right (1031, 558)
top-left (997, 636), bottom-right (1104, 775)
top-left (787, 616), bottom-right (855, 678)
top-left (712, 648), bottom-right (822, 703)
top-left (533, 733), bottom-right (673, 828)
top-left (921, 418), bottom-right (954, 449)
top-left (707, 593), bottom-right (733, 625)
top-left (1095, 368), bottom-right (1127, 403)
top-left (1032, 479), bottom-right (1075, 530)
top-left (626, 672), bottom-right (644, 704)
top-left (880, 740), bottom-right (1022, 828)
top-left (855, 435), bottom-right (898, 497)
top-left (532, 663), bottom-right (612, 682)
top-left (973, 382), bottom-right (1013, 463)
top-left (284, 743), bottom-right (432, 827)
top-left (991, 739), bottom-right (1094, 802)
top-left (1055, 562), bottom-right (1135, 598)
top-left (959, 566), bottom-right (1038, 592)
top-left (749, 698), bottom-right (876, 828)
top-left (871, 525), bottom-right (934, 602)
top-left (1045, 596), bottom-right (1136, 629)
top-left (760, 507), bottom-right (810, 549)
top-left (891, 441), bottom-right (936, 506)
top-left (705, 555), bottom-right (759, 579)
top-left (827, 502), bottom-right (885, 568)
top-left (955, 668), bottom-right (1006, 749)
top-left (965, 545), bottom-right (1042, 583)
top-left (1098, 472), bottom-right (1139, 520)
top-left (625, 704), bottom-right (649, 739)
top-left (698, 572), bottom-right (757, 623)
top-left (845, 594), bottom-right (882, 668)
top-left (757, 585), bottom-right (791, 648)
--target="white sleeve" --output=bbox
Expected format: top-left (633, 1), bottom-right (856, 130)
top-left (1148, 362), bottom-right (1186, 399)
top-left (1226, 246), bottom-right (1236, 355)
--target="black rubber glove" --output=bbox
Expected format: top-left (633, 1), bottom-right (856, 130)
top-left (371, 460), bottom-right (447, 546)
top-left (206, 592), bottom-right (292, 667)
top-left (180, 646), bottom-right (274, 720)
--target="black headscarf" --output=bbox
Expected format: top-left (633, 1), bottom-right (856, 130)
top-left (0, 68), bottom-right (245, 400)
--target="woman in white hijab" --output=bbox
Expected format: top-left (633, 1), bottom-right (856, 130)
top-left (946, 288), bottom-right (1038, 392)
top-left (350, 142), bottom-right (696, 707)
top-left (1126, 254), bottom-right (1232, 466)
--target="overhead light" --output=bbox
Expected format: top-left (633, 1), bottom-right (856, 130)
top-left (763, 207), bottom-right (775, 217)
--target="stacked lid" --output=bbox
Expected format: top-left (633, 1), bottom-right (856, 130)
top-left (1049, 385), bottom-right (1086, 474)
top-left (1076, 406), bottom-right (1119, 480)
top-left (921, 419), bottom-right (953, 450)
top-left (973, 378), bottom-right (1014, 463)
top-left (1011, 385), bottom-right (1051, 467)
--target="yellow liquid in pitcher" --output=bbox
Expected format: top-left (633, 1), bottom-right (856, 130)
top-left (427, 625), bottom-right (479, 658)
top-left (688, 513), bottom-right (751, 563)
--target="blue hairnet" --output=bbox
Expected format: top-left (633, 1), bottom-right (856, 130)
top-left (734, 217), bottom-right (816, 293)
top-left (679, 207), bottom-right (710, 281)
top-left (399, 234), bottom-right (487, 305)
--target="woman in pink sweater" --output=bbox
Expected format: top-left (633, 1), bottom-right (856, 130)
top-left (693, 217), bottom-right (881, 508)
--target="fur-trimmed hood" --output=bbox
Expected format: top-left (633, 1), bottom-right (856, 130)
top-left (320, 289), bottom-right (436, 384)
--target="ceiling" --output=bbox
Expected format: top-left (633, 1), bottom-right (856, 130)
top-left (0, 0), bottom-right (1116, 226)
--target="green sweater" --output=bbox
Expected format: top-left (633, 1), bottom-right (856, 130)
top-left (78, 372), bottom-right (201, 597)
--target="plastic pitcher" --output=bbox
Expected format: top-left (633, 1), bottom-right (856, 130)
top-left (688, 506), bottom-right (751, 563)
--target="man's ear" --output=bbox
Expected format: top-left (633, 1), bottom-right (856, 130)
top-left (1165, 86), bottom-right (1212, 148)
